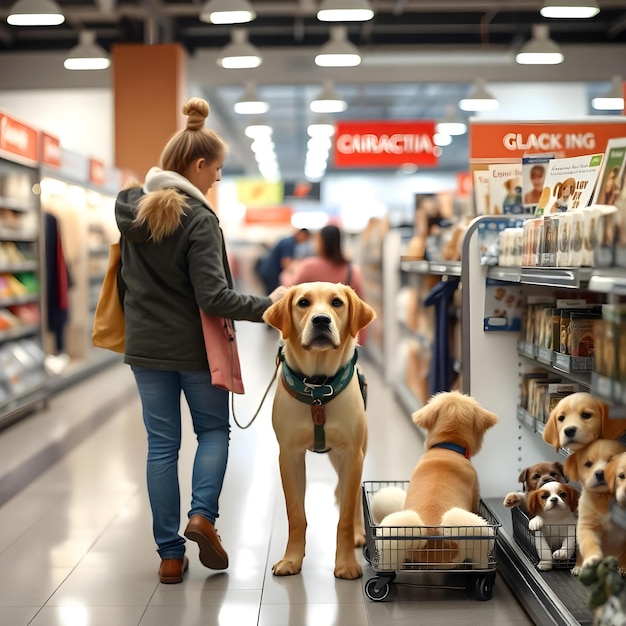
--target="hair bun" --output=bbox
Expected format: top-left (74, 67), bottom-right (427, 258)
top-left (183, 97), bottom-right (210, 131)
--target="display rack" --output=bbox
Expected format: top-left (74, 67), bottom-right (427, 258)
top-left (0, 157), bottom-right (49, 428)
top-left (460, 214), bottom-right (626, 626)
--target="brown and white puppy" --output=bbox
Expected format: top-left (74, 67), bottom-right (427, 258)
top-left (527, 482), bottom-right (579, 571)
top-left (564, 438), bottom-right (626, 574)
top-left (543, 392), bottom-right (606, 452)
top-left (383, 391), bottom-right (499, 568)
top-left (503, 461), bottom-right (568, 514)
top-left (263, 282), bottom-right (375, 580)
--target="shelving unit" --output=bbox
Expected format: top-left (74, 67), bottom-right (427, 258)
top-left (0, 157), bottom-right (49, 428)
top-left (461, 214), bottom-right (626, 626)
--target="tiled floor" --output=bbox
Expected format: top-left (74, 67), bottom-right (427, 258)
top-left (0, 321), bottom-right (534, 625)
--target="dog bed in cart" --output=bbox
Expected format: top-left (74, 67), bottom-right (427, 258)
top-left (362, 481), bottom-right (501, 602)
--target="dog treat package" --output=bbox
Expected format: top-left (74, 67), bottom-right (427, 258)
top-left (566, 311), bottom-right (602, 358)
top-left (522, 217), bottom-right (543, 266)
top-left (539, 216), bottom-right (559, 267)
top-left (591, 205), bottom-right (618, 268)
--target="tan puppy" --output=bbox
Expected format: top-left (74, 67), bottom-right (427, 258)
top-left (527, 482), bottom-right (579, 571)
top-left (405, 391), bottom-right (499, 525)
top-left (263, 282), bottom-right (375, 579)
top-left (503, 461), bottom-right (568, 514)
top-left (376, 391), bottom-right (498, 569)
top-left (564, 439), bottom-right (626, 574)
top-left (543, 392), bottom-right (606, 452)
top-left (606, 451), bottom-right (626, 508)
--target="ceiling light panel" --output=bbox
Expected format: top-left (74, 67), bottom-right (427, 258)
top-left (540, 0), bottom-right (600, 18)
top-left (317, 0), bottom-right (374, 22)
top-left (7, 0), bottom-right (64, 26)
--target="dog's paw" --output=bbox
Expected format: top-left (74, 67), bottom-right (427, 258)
top-left (503, 493), bottom-right (522, 508)
top-left (582, 555), bottom-right (602, 570)
top-left (354, 530), bottom-right (366, 547)
top-left (528, 517), bottom-right (543, 531)
top-left (334, 560), bottom-right (362, 580)
top-left (571, 565), bottom-right (581, 576)
top-left (537, 560), bottom-right (553, 571)
top-left (272, 559), bottom-right (302, 576)
top-left (553, 549), bottom-right (572, 561)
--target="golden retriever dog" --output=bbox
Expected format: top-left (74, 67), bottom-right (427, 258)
top-left (543, 392), bottom-right (606, 452)
top-left (263, 282), bottom-right (376, 579)
top-left (527, 482), bottom-right (579, 571)
top-left (606, 451), bottom-right (626, 508)
top-left (564, 439), bottom-right (626, 574)
top-left (503, 461), bottom-right (568, 515)
top-left (377, 391), bottom-right (498, 570)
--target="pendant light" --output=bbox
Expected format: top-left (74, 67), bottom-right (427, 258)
top-left (7, 0), bottom-right (64, 26)
top-left (540, 0), bottom-right (600, 18)
top-left (435, 106), bottom-right (467, 136)
top-left (317, 0), bottom-right (374, 22)
top-left (199, 0), bottom-right (256, 24)
top-left (310, 81), bottom-right (347, 114)
top-left (307, 115), bottom-right (336, 138)
top-left (315, 26), bottom-right (361, 67)
top-left (458, 79), bottom-right (499, 112)
top-left (515, 24), bottom-right (564, 65)
top-left (234, 83), bottom-right (269, 115)
top-left (217, 29), bottom-right (262, 69)
top-left (592, 76), bottom-right (625, 111)
top-left (64, 31), bottom-right (111, 71)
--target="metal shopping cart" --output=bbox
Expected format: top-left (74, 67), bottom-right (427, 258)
top-left (362, 480), bottom-right (501, 602)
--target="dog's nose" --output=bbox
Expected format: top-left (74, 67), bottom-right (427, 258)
top-left (550, 497), bottom-right (559, 503)
top-left (311, 314), bottom-right (331, 327)
top-left (564, 426), bottom-right (577, 438)
top-left (595, 470), bottom-right (605, 482)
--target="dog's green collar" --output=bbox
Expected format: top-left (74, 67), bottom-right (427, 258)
top-left (277, 346), bottom-right (358, 452)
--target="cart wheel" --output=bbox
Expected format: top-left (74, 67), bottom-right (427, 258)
top-left (473, 574), bottom-right (495, 601)
top-left (362, 545), bottom-right (371, 564)
top-left (365, 577), bottom-right (390, 602)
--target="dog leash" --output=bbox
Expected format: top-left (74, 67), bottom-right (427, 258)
top-left (229, 344), bottom-right (281, 430)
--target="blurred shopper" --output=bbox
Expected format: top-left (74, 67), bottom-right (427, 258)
top-left (256, 227), bottom-right (311, 294)
top-left (114, 97), bottom-right (286, 584)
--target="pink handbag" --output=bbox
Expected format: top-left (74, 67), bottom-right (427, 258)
top-left (199, 312), bottom-right (245, 394)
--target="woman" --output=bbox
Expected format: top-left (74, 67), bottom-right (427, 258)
top-left (281, 225), bottom-right (363, 292)
top-left (114, 97), bottom-right (285, 584)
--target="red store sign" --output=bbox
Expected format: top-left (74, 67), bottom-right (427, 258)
top-left (333, 121), bottom-right (437, 168)
top-left (0, 113), bottom-right (38, 164)
top-left (40, 131), bottom-right (62, 168)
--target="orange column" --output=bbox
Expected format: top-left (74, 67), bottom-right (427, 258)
top-left (112, 43), bottom-right (187, 180)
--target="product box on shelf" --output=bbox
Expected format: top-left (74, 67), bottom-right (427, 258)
top-left (522, 154), bottom-right (554, 215)
top-left (488, 163), bottom-right (525, 215)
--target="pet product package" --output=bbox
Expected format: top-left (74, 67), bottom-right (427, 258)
top-left (522, 154), bottom-right (554, 215)
top-left (488, 163), bottom-right (524, 215)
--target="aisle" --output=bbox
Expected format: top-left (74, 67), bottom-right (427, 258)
top-left (0, 321), bottom-right (533, 626)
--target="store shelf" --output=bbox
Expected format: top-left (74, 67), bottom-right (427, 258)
top-left (0, 229), bottom-right (38, 242)
top-left (0, 196), bottom-right (32, 212)
top-left (400, 258), bottom-right (462, 276)
top-left (484, 498), bottom-right (592, 626)
top-left (0, 293), bottom-right (39, 307)
top-left (0, 323), bottom-right (39, 343)
top-left (518, 350), bottom-right (592, 390)
top-left (588, 267), bottom-right (626, 295)
top-left (0, 261), bottom-right (38, 273)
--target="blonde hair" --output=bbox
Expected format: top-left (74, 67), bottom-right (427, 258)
top-left (134, 97), bottom-right (227, 243)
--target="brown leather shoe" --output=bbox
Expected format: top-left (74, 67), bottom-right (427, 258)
top-left (159, 555), bottom-right (189, 584)
top-left (184, 514), bottom-right (229, 570)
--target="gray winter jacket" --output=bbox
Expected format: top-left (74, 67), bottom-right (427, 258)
top-left (114, 169), bottom-right (272, 371)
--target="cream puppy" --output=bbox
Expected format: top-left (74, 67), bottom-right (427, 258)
top-left (527, 482), bottom-right (579, 571)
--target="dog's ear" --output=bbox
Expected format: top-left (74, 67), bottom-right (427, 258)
top-left (411, 394), bottom-right (441, 430)
top-left (567, 486), bottom-right (579, 512)
top-left (476, 407), bottom-right (499, 432)
top-left (517, 467), bottom-right (530, 487)
top-left (543, 410), bottom-right (561, 452)
top-left (527, 491), bottom-right (541, 517)
top-left (346, 286), bottom-right (376, 338)
top-left (553, 461), bottom-right (568, 483)
top-left (262, 289), bottom-right (294, 339)
top-left (563, 454), bottom-right (579, 483)
top-left (605, 457), bottom-right (617, 492)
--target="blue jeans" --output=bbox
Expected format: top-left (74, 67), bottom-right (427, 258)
top-left (131, 367), bottom-right (230, 560)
